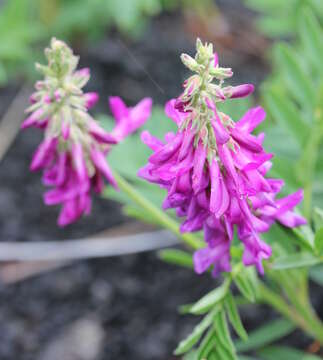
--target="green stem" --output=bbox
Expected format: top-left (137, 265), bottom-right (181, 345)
top-left (259, 282), bottom-right (323, 344)
top-left (113, 171), bottom-right (204, 250)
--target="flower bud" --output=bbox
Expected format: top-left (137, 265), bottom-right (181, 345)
top-left (223, 84), bottom-right (254, 99)
top-left (180, 54), bottom-right (201, 72)
top-left (209, 66), bottom-right (233, 80)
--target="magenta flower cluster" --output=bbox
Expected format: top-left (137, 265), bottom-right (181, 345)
top-left (22, 39), bottom-right (151, 226)
top-left (139, 41), bottom-right (306, 275)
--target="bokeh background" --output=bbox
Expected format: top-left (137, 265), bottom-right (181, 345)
top-left (0, 0), bottom-right (322, 359)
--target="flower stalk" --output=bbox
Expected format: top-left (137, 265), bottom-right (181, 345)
top-left (112, 170), bottom-right (204, 250)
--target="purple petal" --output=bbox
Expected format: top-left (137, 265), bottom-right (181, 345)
top-left (90, 147), bottom-right (118, 190)
top-left (212, 116), bottom-right (230, 144)
top-left (236, 106), bottom-right (266, 133)
top-left (89, 120), bottom-right (117, 144)
top-left (30, 137), bottom-right (58, 171)
top-left (231, 128), bottom-right (263, 153)
top-left (149, 132), bottom-right (183, 164)
top-left (21, 109), bottom-right (44, 129)
top-left (72, 143), bottom-right (88, 182)
top-left (165, 99), bottom-right (187, 126)
top-left (61, 121), bottom-right (70, 140)
top-left (192, 141), bottom-right (207, 194)
top-left (109, 96), bottom-right (129, 124)
top-left (209, 159), bottom-right (229, 217)
top-left (224, 84), bottom-right (254, 99)
top-left (140, 130), bottom-right (163, 151)
top-left (84, 92), bottom-right (99, 109)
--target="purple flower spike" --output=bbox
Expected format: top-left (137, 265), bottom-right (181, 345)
top-left (139, 39), bottom-right (306, 276)
top-left (22, 38), bottom-right (152, 226)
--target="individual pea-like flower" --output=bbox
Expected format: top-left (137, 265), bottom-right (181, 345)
top-left (139, 38), bottom-right (306, 275)
top-left (22, 38), bottom-right (152, 226)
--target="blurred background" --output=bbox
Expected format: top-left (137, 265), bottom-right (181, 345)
top-left (0, 0), bottom-right (322, 359)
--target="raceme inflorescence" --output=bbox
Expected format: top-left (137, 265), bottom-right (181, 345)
top-left (22, 38), bottom-right (152, 226)
top-left (139, 39), bottom-right (306, 275)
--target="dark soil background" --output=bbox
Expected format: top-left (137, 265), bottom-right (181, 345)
top-left (0, 1), bottom-right (322, 359)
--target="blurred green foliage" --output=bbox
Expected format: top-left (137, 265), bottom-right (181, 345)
top-left (0, 0), bottom-right (175, 85)
top-left (244, 0), bottom-right (323, 38)
top-left (260, 7), bottom-right (323, 212)
top-left (0, 0), bottom-right (42, 85)
top-left (0, 0), bottom-right (210, 86)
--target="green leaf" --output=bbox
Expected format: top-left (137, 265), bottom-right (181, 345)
top-left (259, 345), bottom-right (322, 360)
top-left (179, 303), bottom-right (194, 315)
top-left (291, 223), bottom-right (315, 250)
top-left (314, 228), bottom-right (323, 254)
top-left (313, 207), bottom-right (323, 231)
top-left (243, 0), bottom-right (285, 12)
top-left (310, 264), bottom-right (323, 286)
top-left (225, 293), bottom-right (248, 341)
top-left (190, 281), bottom-right (230, 315)
top-left (299, 7), bottom-right (323, 74)
top-left (233, 273), bottom-right (256, 302)
top-left (256, 16), bottom-right (295, 37)
top-left (183, 350), bottom-right (198, 360)
top-left (235, 319), bottom-right (295, 352)
top-left (271, 252), bottom-right (322, 270)
top-left (159, 249), bottom-right (193, 269)
top-left (174, 310), bottom-right (215, 355)
top-left (214, 334), bottom-right (237, 360)
top-left (197, 327), bottom-right (217, 360)
top-left (274, 44), bottom-right (316, 108)
top-left (214, 310), bottom-right (236, 357)
top-left (264, 89), bottom-right (310, 147)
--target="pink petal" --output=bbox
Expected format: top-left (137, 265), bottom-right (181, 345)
top-left (90, 147), bottom-right (118, 190)
top-left (30, 137), bottom-right (58, 171)
top-left (84, 92), bottom-right (99, 109)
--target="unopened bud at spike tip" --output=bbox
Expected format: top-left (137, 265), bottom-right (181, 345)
top-left (180, 53), bottom-right (200, 72)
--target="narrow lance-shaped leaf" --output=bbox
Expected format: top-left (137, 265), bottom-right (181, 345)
top-left (299, 7), bottom-right (323, 75)
top-left (271, 252), bottom-right (322, 270)
top-left (259, 345), bottom-right (322, 360)
top-left (264, 89), bottom-right (310, 147)
top-left (214, 310), bottom-right (237, 358)
top-left (213, 333), bottom-right (237, 360)
top-left (310, 264), bottom-right (323, 286)
top-left (196, 326), bottom-right (217, 360)
top-left (314, 228), bottom-right (323, 254)
top-left (224, 292), bottom-right (248, 341)
top-left (233, 272), bottom-right (256, 302)
top-left (235, 319), bottom-right (295, 352)
top-left (313, 207), bottom-right (323, 231)
top-left (274, 43), bottom-right (316, 108)
top-left (174, 310), bottom-right (215, 355)
top-left (190, 280), bottom-right (230, 315)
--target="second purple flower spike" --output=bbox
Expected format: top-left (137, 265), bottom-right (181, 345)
top-left (23, 39), bottom-right (152, 226)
